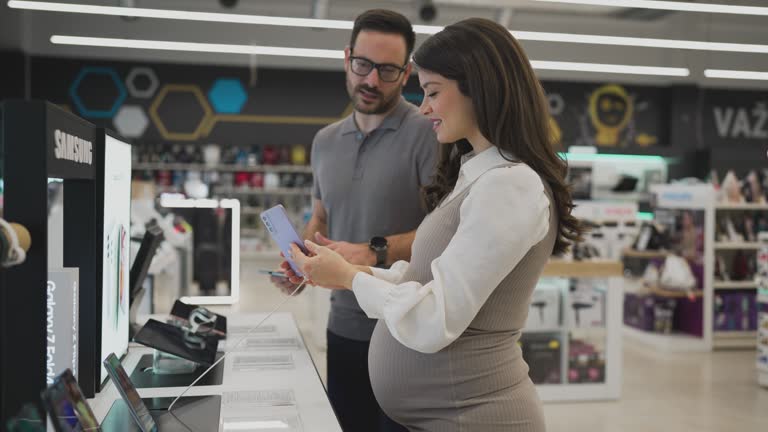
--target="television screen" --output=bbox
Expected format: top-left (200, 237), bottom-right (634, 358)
top-left (100, 134), bottom-right (131, 384)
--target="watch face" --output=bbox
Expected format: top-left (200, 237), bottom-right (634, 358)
top-left (370, 236), bottom-right (387, 249)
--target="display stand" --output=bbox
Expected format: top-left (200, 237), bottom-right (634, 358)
top-left (711, 202), bottom-right (768, 349)
top-left (756, 234), bottom-right (768, 388)
top-left (0, 100), bottom-right (100, 422)
top-left (622, 184), bottom-right (714, 352)
top-left (526, 260), bottom-right (624, 402)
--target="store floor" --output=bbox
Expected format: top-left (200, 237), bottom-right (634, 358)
top-left (161, 260), bottom-right (768, 432)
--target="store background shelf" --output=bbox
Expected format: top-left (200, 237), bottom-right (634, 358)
top-left (713, 281), bottom-right (758, 290)
top-left (714, 242), bottom-right (761, 250)
top-left (541, 260), bottom-right (623, 278)
top-left (715, 203), bottom-right (768, 211)
top-left (713, 331), bottom-right (757, 349)
top-left (215, 186), bottom-right (312, 196)
top-left (133, 162), bottom-right (313, 174)
top-left (621, 249), bottom-right (670, 259)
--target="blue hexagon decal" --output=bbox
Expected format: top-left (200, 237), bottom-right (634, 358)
top-left (69, 67), bottom-right (127, 118)
top-left (208, 78), bottom-right (247, 114)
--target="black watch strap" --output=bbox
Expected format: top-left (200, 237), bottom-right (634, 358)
top-left (369, 236), bottom-right (388, 267)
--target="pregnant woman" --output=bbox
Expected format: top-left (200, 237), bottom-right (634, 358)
top-left (287, 17), bottom-right (582, 432)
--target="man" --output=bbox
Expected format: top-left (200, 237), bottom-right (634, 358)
top-left (271, 9), bottom-right (438, 432)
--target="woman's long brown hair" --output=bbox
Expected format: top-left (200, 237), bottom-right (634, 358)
top-left (414, 18), bottom-right (582, 255)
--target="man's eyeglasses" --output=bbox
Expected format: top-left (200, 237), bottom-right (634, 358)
top-left (349, 56), bottom-right (407, 82)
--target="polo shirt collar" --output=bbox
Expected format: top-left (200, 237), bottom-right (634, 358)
top-left (340, 96), bottom-right (410, 136)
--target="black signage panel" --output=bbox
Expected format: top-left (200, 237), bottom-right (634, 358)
top-left (46, 104), bottom-right (96, 179)
top-left (543, 81), bottom-right (670, 150)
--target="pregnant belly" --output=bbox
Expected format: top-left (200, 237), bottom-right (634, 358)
top-left (368, 322), bottom-right (528, 425)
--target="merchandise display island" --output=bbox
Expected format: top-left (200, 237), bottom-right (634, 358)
top-left (89, 312), bottom-right (341, 432)
top-left (525, 259), bottom-right (624, 402)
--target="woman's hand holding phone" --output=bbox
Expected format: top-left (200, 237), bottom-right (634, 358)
top-left (288, 240), bottom-right (359, 290)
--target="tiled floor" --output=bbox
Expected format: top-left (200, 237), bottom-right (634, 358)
top-left (158, 259), bottom-right (768, 431)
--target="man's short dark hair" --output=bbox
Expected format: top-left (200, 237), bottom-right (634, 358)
top-left (350, 9), bottom-right (416, 64)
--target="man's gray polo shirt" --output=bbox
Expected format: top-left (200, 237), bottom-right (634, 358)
top-left (311, 97), bottom-right (438, 341)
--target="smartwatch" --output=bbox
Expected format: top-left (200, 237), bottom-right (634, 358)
top-left (369, 236), bottom-right (388, 267)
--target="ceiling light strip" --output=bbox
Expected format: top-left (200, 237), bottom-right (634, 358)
top-left (50, 35), bottom-right (690, 77)
top-left (534, 0), bottom-right (768, 16)
top-left (513, 31), bottom-right (768, 54)
top-left (50, 36), bottom-right (344, 59)
top-left (704, 69), bottom-right (768, 81)
top-left (9, 1), bottom-right (353, 28)
top-left (10, 1), bottom-right (768, 54)
top-left (531, 60), bottom-right (689, 76)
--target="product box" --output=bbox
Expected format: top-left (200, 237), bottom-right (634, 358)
top-left (525, 287), bottom-right (561, 330)
top-left (714, 292), bottom-right (758, 331)
top-left (520, 333), bottom-right (561, 385)
top-left (568, 339), bottom-right (605, 384)
top-left (567, 283), bottom-right (606, 328)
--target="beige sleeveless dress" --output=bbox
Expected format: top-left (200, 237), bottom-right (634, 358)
top-left (368, 164), bottom-right (557, 431)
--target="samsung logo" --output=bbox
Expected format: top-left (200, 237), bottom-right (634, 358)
top-left (54, 130), bottom-right (93, 165)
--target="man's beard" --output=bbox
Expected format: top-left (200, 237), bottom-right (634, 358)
top-left (346, 78), bottom-right (400, 115)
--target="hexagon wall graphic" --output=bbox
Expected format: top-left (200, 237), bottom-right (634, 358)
top-left (126, 67), bottom-right (159, 99)
top-left (208, 78), bottom-right (247, 114)
top-left (149, 84), bottom-right (213, 141)
top-left (69, 67), bottom-right (127, 118)
top-left (114, 105), bottom-right (149, 138)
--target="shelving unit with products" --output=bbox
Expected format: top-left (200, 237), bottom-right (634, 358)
top-left (130, 143), bottom-right (314, 249)
top-left (710, 202), bottom-right (768, 349)
top-left (523, 260), bottom-right (623, 402)
top-left (621, 184), bottom-right (714, 352)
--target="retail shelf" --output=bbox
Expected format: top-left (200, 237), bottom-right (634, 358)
top-left (216, 186), bottom-right (312, 196)
top-left (643, 286), bottom-right (704, 298)
top-left (713, 280), bottom-right (758, 290)
top-left (541, 260), bottom-right (623, 278)
top-left (713, 330), bottom-right (757, 339)
top-left (715, 202), bottom-right (768, 210)
top-left (621, 249), bottom-right (670, 259)
top-left (714, 242), bottom-right (761, 250)
top-left (133, 162), bottom-right (313, 174)
top-left (622, 325), bottom-right (711, 352)
top-left (713, 332), bottom-right (757, 349)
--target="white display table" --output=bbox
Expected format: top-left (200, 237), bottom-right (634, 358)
top-left (89, 312), bottom-right (341, 432)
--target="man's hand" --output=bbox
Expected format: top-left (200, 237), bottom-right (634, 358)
top-left (314, 232), bottom-right (376, 267)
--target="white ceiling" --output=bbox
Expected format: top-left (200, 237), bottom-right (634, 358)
top-left (2, 0), bottom-right (768, 88)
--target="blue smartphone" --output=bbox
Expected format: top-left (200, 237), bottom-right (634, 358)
top-left (260, 205), bottom-right (309, 277)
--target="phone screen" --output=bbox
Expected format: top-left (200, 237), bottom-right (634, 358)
top-left (103, 353), bottom-right (157, 432)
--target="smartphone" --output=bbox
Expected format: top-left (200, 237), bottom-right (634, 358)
top-left (40, 369), bottom-right (101, 432)
top-left (258, 269), bottom-right (288, 278)
top-left (260, 205), bottom-right (309, 277)
top-left (103, 353), bottom-right (157, 432)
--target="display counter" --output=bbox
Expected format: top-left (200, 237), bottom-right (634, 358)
top-left (89, 312), bottom-right (341, 432)
top-left (525, 259), bottom-right (624, 402)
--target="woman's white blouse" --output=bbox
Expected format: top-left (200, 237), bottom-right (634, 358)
top-left (351, 147), bottom-right (551, 354)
